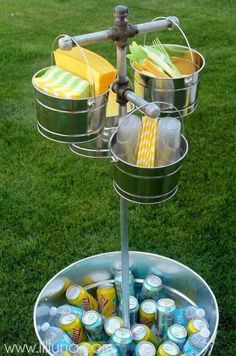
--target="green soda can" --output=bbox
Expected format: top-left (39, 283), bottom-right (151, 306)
top-left (156, 299), bottom-right (176, 339)
top-left (111, 328), bottom-right (134, 355)
top-left (82, 310), bottom-right (107, 341)
top-left (157, 341), bottom-right (180, 356)
top-left (114, 270), bottom-right (135, 302)
top-left (135, 341), bottom-right (156, 356)
top-left (167, 324), bottom-right (187, 350)
top-left (139, 275), bottom-right (162, 302)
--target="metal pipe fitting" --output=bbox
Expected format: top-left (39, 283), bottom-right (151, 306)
top-left (135, 16), bottom-right (179, 35)
top-left (58, 30), bottom-right (114, 50)
top-left (58, 15), bottom-right (179, 50)
top-left (124, 90), bottom-right (160, 118)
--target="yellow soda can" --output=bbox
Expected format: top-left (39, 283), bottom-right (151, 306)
top-left (186, 317), bottom-right (209, 335)
top-left (139, 299), bottom-right (157, 328)
top-left (157, 341), bottom-right (180, 356)
top-left (59, 312), bottom-right (86, 344)
top-left (62, 352), bottom-right (71, 356)
top-left (97, 282), bottom-right (117, 318)
top-left (132, 324), bottom-right (160, 348)
top-left (66, 285), bottom-right (98, 311)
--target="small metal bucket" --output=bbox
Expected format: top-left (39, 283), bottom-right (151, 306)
top-left (32, 68), bottom-right (109, 144)
top-left (34, 251), bottom-right (219, 356)
top-left (110, 131), bottom-right (188, 204)
top-left (69, 102), bottom-right (135, 158)
top-left (133, 44), bottom-right (205, 117)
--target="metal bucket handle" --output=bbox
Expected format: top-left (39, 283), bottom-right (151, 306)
top-left (50, 34), bottom-right (96, 100)
top-left (143, 17), bottom-right (195, 85)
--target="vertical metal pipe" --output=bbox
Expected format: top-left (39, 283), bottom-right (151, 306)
top-left (114, 5), bottom-right (130, 329)
top-left (120, 196), bottom-right (130, 329)
top-left (117, 47), bottom-right (127, 84)
top-left (117, 46), bottom-right (129, 330)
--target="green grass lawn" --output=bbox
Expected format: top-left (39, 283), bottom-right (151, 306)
top-left (0, 0), bottom-right (235, 354)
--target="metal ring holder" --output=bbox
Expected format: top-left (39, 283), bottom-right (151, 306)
top-left (32, 6), bottom-right (218, 356)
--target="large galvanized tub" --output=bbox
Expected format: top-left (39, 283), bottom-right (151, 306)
top-left (34, 251), bottom-right (218, 355)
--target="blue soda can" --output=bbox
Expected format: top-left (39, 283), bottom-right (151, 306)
top-left (111, 328), bottom-right (134, 355)
top-left (139, 275), bottom-right (162, 303)
top-left (135, 341), bottom-right (156, 356)
top-left (119, 296), bottom-right (139, 326)
top-left (82, 310), bottom-right (107, 341)
top-left (114, 270), bottom-right (135, 302)
top-left (156, 298), bottom-right (176, 339)
top-left (97, 343), bottom-right (119, 356)
top-left (167, 324), bottom-right (187, 350)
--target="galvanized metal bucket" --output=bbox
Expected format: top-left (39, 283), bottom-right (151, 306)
top-left (110, 103), bottom-right (188, 204)
top-left (32, 67), bottom-right (109, 144)
top-left (70, 102), bottom-right (135, 158)
top-left (133, 44), bottom-right (205, 117)
top-left (34, 251), bottom-right (219, 355)
top-left (110, 131), bottom-right (188, 204)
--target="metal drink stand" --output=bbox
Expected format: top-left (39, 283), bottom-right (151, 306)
top-left (33, 5), bottom-right (219, 355)
top-left (57, 5), bottom-right (179, 330)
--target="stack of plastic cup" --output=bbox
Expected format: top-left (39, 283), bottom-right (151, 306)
top-left (116, 114), bottom-right (141, 164)
top-left (157, 117), bottom-right (181, 166)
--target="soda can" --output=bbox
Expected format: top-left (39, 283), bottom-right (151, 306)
top-left (66, 285), bottom-right (98, 311)
top-left (97, 283), bottom-right (117, 318)
top-left (104, 316), bottom-right (124, 337)
top-left (111, 328), bottom-right (134, 355)
top-left (82, 310), bottom-right (107, 341)
top-left (139, 275), bottom-right (162, 302)
top-left (186, 317), bottom-right (209, 335)
top-left (114, 270), bottom-right (135, 302)
top-left (139, 299), bottom-right (157, 328)
top-left (59, 312), bottom-right (86, 344)
top-left (119, 296), bottom-right (139, 326)
top-left (167, 324), bottom-right (187, 350)
top-left (157, 341), bottom-right (180, 356)
top-left (97, 344), bottom-right (119, 356)
top-left (156, 299), bottom-right (176, 339)
top-left (135, 341), bottom-right (156, 356)
top-left (131, 324), bottom-right (160, 348)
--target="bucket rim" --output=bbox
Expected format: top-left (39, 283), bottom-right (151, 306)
top-left (109, 130), bottom-right (188, 171)
top-left (33, 251), bottom-right (219, 356)
top-left (130, 43), bottom-right (205, 80)
top-left (32, 66), bottom-right (110, 101)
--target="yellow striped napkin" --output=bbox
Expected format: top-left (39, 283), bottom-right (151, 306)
top-left (137, 116), bottom-right (157, 167)
top-left (33, 66), bottom-right (90, 99)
